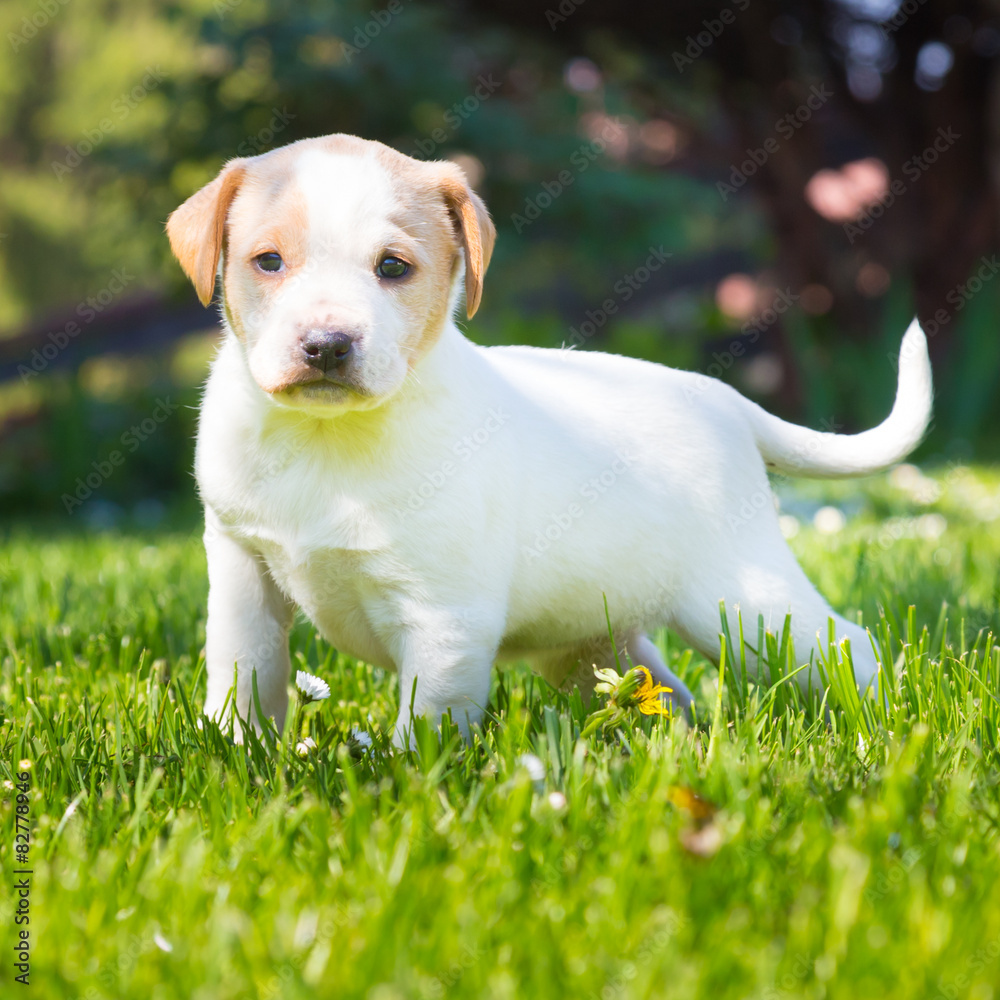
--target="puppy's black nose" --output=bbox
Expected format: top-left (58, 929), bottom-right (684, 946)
top-left (301, 331), bottom-right (356, 372)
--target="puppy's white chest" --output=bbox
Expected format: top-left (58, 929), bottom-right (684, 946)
top-left (278, 551), bottom-right (397, 671)
top-left (263, 535), bottom-right (369, 609)
top-left (236, 491), bottom-right (402, 666)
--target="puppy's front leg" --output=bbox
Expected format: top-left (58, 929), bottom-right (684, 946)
top-left (203, 508), bottom-right (294, 739)
top-left (390, 614), bottom-right (498, 748)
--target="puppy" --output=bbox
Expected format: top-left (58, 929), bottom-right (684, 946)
top-left (166, 133), bottom-right (932, 744)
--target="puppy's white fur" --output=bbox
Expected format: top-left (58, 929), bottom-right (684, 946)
top-left (167, 134), bottom-right (933, 744)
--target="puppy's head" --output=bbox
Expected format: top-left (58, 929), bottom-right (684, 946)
top-left (167, 134), bottom-right (494, 414)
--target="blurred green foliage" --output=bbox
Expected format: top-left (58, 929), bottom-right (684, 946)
top-left (0, 0), bottom-right (997, 519)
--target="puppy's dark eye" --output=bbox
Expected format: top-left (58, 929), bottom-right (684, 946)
top-left (256, 252), bottom-right (283, 273)
top-left (377, 256), bottom-right (409, 279)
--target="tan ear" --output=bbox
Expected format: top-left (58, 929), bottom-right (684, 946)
top-left (166, 161), bottom-right (246, 306)
top-left (438, 165), bottom-right (496, 318)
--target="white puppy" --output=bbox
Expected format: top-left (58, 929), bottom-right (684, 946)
top-left (167, 134), bottom-right (932, 744)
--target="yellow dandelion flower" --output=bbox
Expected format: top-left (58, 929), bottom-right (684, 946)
top-left (582, 664), bottom-right (674, 736)
top-left (633, 667), bottom-right (672, 716)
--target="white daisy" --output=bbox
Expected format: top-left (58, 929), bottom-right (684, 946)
top-left (295, 670), bottom-right (331, 703)
top-left (516, 753), bottom-right (545, 791)
top-left (350, 729), bottom-right (373, 750)
top-left (779, 514), bottom-right (800, 539)
top-left (813, 506), bottom-right (846, 534)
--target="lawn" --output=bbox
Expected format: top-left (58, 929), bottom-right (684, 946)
top-left (2, 465), bottom-right (1000, 1000)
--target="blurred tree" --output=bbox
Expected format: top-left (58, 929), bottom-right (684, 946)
top-left (0, 0), bottom-right (727, 328)
top-left (1, 0), bottom-right (998, 519)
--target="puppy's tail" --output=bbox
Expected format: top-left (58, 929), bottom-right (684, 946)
top-left (742, 318), bottom-right (933, 478)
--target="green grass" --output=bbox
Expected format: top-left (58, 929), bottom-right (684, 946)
top-left (2, 465), bottom-right (1000, 1000)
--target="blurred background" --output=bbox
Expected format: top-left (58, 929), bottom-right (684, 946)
top-left (1, 0), bottom-right (999, 526)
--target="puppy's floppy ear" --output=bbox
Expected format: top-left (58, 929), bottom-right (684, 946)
top-left (437, 164), bottom-right (496, 318)
top-left (166, 160), bottom-right (246, 306)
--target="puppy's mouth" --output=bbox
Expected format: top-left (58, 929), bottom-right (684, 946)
top-left (265, 368), bottom-right (375, 410)
top-left (268, 361), bottom-right (356, 389)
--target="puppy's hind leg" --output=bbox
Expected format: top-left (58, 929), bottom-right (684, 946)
top-left (669, 533), bottom-right (881, 700)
